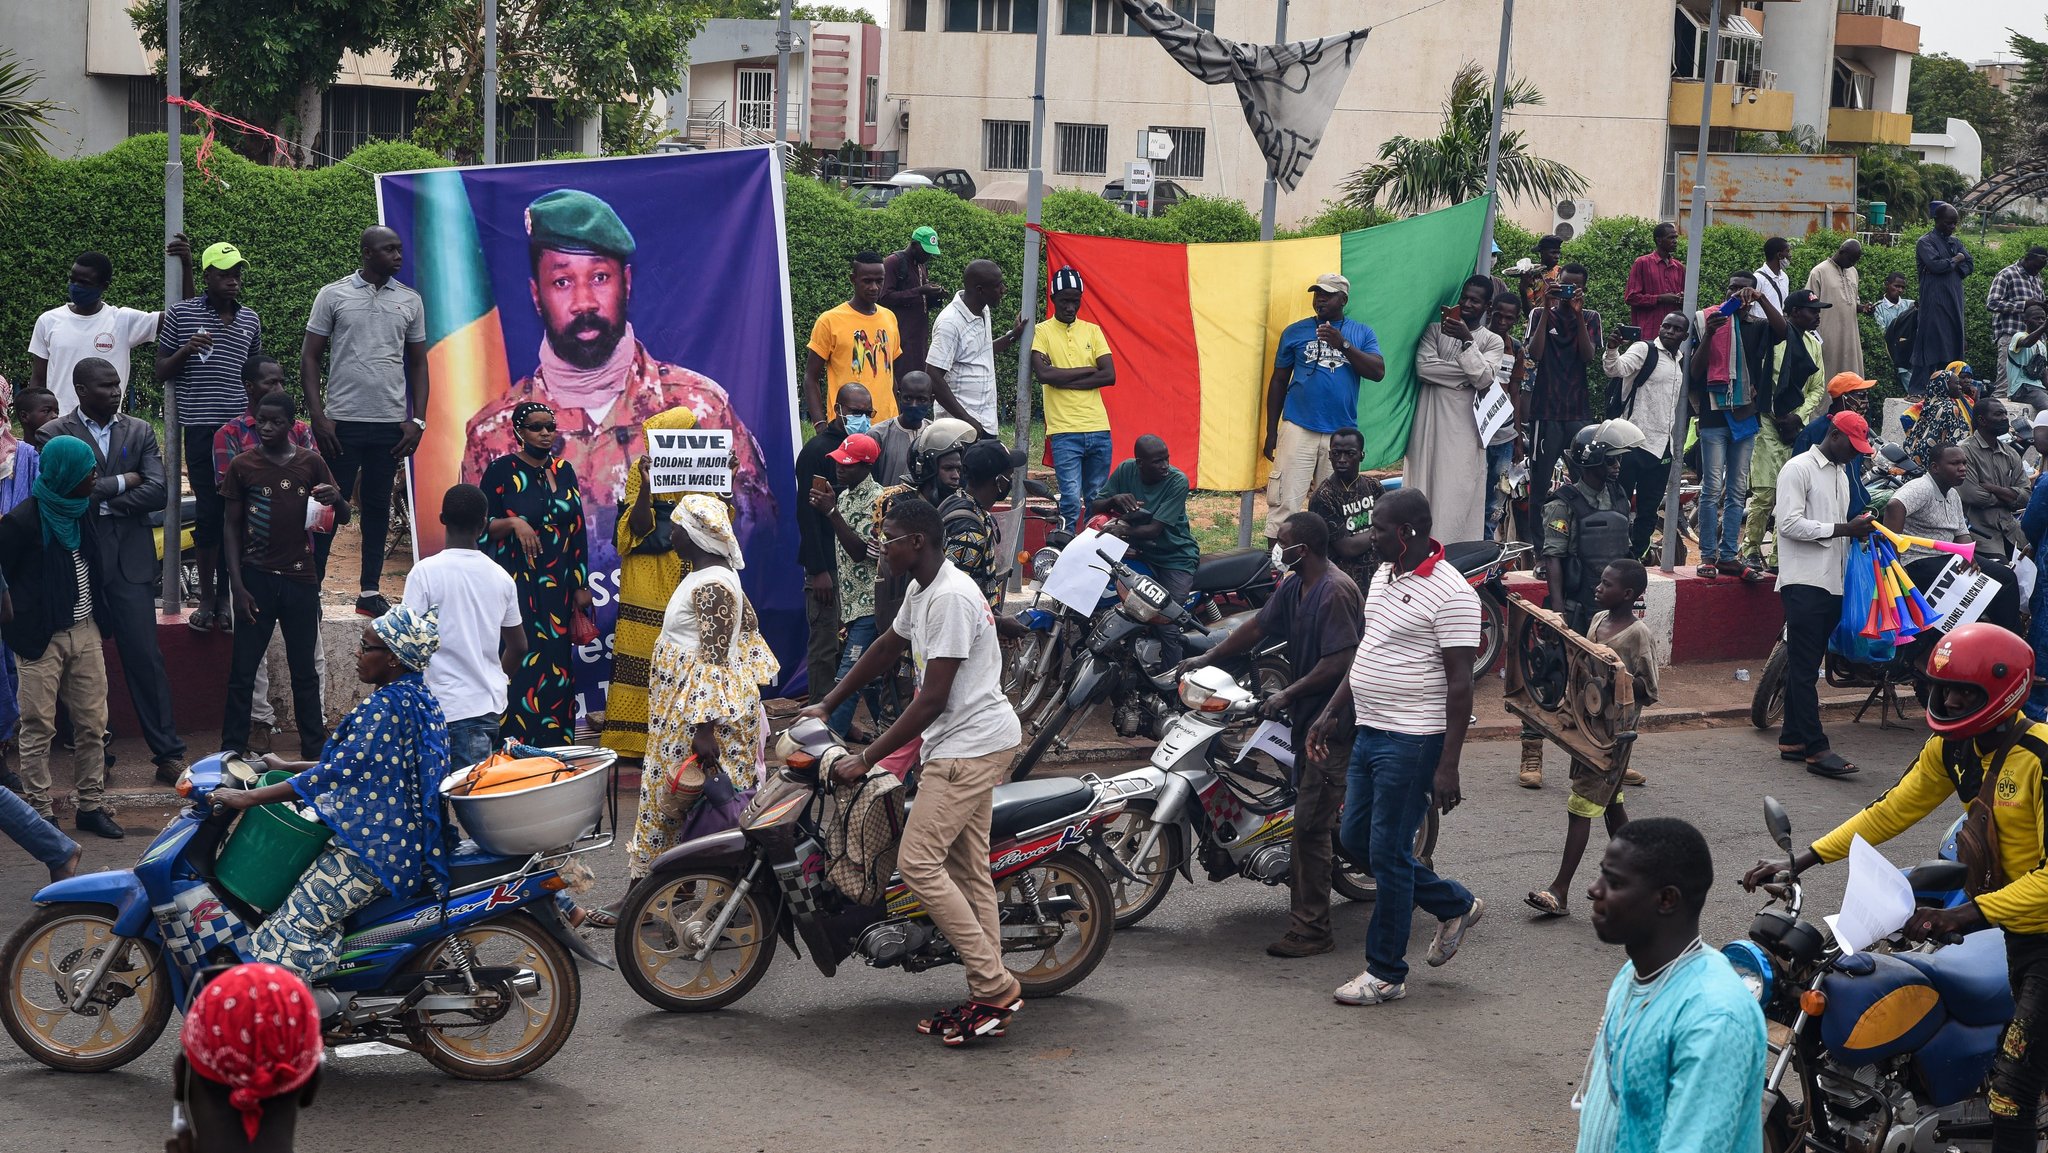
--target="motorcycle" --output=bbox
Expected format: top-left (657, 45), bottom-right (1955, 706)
top-left (0, 750), bottom-right (608, 1078)
top-left (1446, 538), bottom-right (1535, 675)
top-left (1729, 797), bottom-right (2033, 1153)
top-left (614, 718), bottom-right (1123, 1012)
top-left (1092, 667), bottom-right (1436, 928)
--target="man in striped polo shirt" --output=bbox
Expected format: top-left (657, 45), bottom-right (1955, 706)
top-left (1308, 487), bottom-right (1484, 1006)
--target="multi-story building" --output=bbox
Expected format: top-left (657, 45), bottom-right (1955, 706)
top-left (883, 0), bottom-right (1918, 230)
top-left (657, 19), bottom-right (898, 175)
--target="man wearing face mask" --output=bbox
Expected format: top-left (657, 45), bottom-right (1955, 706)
top-left (871, 371), bottom-right (934, 487)
top-left (28, 238), bottom-right (192, 415)
top-left (794, 383), bottom-right (874, 703)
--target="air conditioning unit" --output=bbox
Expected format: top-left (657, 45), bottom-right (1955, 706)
top-left (898, 107), bottom-right (910, 131)
top-left (1715, 58), bottom-right (1741, 84)
top-left (1758, 68), bottom-right (1777, 90)
top-left (1552, 198), bottom-right (1595, 241)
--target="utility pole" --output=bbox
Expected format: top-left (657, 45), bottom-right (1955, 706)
top-left (161, 0), bottom-right (184, 617)
top-left (1661, 0), bottom-right (1723, 572)
top-left (1005, 0), bottom-right (1050, 589)
top-left (483, 0), bottom-right (498, 163)
top-left (1239, 0), bottom-right (1288, 549)
top-left (1475, 0), bottom-right (1513, 268)
top-left (776, 0), bottom-right (794, 143)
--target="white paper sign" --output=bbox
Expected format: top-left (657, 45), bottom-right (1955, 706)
top-left (647, 428), bottom-right (733, 494)
top-left (1042, 528), bottom-right (1129, 615)
top-left (1921, 555), bottom-right (1997, 633)
top-left (1822, 835), bottom-right (1917, 956)
top-left (1235, 718), bottom-right (1296, 769)
top-left (2019, 555), bottom-right (2038, 604)
top-left (1474, 384), bottom-right (1514, 444)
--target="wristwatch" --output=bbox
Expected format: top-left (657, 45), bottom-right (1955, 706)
top-left (410, 417), bottom-right (426, 430)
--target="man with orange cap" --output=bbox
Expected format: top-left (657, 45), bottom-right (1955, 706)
top-left (1790, 372), bottom-right (1878, 515)
top-left (169, 963), bottom-right (323, 1152)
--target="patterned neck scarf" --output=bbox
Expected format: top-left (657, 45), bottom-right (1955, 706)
top-left (294, 674), bottom-right (452, 896)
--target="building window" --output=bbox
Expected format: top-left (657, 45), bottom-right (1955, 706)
top-left (1056, 122), bottom-right (1108, 176)
top-left (1674, 9), bottom-right (1763, 85)
top-left (864, 77), bottom-right (880, 126)
top-left (1833, 58), bottom-right (1875, 109)
top-left (984, 119), bottom-right (1030, 170)
top-left (1149, 125), bottom-right (1205, 179)
top-left (315, 87), bottom-right (423, 165)
top-left (1170, 0), bottom-right (1215, 29)
top-left (127, 76), bottom-right (188, 138)
top-left (904, 0), bottom-right (927, 30)
top-left (946, 0), bottom-right (977, 31)
top-left (500, 99), bottom-right (577, 163)
top-left (1093, 0), bottom-right (1128, 34)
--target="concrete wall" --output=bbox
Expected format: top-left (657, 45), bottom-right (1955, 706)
top-left (1759, 0), bottom-right (1838, 141)
top-left (1911, 117), bottom-right (1984, 180)
top-left (12, 1), bottom-right (129, 157)
top-left (886, 0), bottom-right (1670, 232)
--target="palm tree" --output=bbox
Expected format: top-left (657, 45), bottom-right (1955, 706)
top-left (1340, 62), bottom-right (1586, 217)
top-left (0, 48), bottom-right (60, 187)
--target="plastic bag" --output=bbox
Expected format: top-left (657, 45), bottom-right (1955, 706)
top-left (568, 610), bottom-right (600, 646)
top-left (1831, 538), bottom-right (1896, 664)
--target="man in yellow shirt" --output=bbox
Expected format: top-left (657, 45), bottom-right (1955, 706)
top-left (1030, 266), bottom-right (1116, 533)
top-left (804, 250), bottom-right (900, 429)
top-left (1743, 623), bottom-right (2048, 1151)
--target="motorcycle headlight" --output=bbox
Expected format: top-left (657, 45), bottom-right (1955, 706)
top-left (1178, 665), bottom-right (1241, 712)
top-left (1120, 573), bottom-right (1169, 623)
top-left (1721, 940), bottom-right (1775, 1006)
top-left (1030, 546), bottom-right (1061, 584)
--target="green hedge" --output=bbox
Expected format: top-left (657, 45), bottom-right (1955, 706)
top-left (8, 137), bottom-right (2044, 432)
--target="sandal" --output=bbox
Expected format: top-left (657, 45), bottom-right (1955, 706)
top-left (916, 1002), bottom-right (976, 1037)
top-left (1524, 890), bottom-right (1569, 917)
top-left (1739, 563), bottom-right (1769, 584)
top-left (1778, 744), bottom-right (1811, 762)
top-left (186, 608), bottom-right (217, 633)
top-left (1806, 752), bottom-right (1860, 779)
top-left (936, 992), bottom-right (1023, 1047)
top-left (1695, 564), bottom-right (1719, 579)
top-left (570, 905), bottom-right (618, 931)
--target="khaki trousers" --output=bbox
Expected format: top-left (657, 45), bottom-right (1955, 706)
top-left (1264, 420), bottom-right (1333, 538)
top-left (898, 749), bottom-right (1014, 1002)
top-left (17, 618), bottom-right (111, 816)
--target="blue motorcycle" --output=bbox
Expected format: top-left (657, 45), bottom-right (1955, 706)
top-left (1724, 798), bottom-right (2035, 1152)
top-left (0, 751), bottom-right (609, 1079)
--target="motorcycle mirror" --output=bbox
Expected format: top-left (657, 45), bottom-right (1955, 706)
top-left (1763, 796), bottom-right (1794, 854)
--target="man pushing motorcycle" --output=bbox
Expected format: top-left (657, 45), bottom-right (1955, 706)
top-left (1743, 623), bottom-right (2048, 1152)
top-left (802, 495), bottom-right (1025, 1046)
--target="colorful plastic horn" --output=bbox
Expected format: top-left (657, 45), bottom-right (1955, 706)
top-left (1874, 523), bottom-right (1976, 565)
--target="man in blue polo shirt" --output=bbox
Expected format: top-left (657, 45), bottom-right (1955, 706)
top-left (1263, 273), bottom-right (1383, 542)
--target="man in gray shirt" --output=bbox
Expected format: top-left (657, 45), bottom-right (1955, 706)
top-left (301, 226), bottom-right (428, 617)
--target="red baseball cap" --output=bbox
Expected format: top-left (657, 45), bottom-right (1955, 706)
top-left (828, 433), bottom-right (880, 465)
top-left (1830, 411), bottom-right (1873, 454)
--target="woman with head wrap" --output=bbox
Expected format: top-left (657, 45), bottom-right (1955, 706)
top-left (601, 404), bottom-right (697, 761)
top-left (223, 604), bottom-right (454, 979)
top-left (173, 963), bottom-right (323, 1149)
top-left (481, 401), bottom-right (592, 745)
top-left (623, 495), bottom-right (779, 884)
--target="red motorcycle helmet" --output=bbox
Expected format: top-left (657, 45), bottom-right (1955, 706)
top-left (1924, 623), bottom-right (2035, 739)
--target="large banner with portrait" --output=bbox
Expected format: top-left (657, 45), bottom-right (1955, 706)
top-left (376, 148), bottom-right (803, 730)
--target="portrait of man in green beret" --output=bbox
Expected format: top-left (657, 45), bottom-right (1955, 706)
top-left (460, 187), bottom-right (775, 569)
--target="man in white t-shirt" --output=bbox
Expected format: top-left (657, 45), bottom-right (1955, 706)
top-left (400, 483), bottom-right (526, 766)
top-left (28, 238), bottom-right (193, 413)
top-left (803, 494), bottom-right (1023, 1045)
top-left (1747, 236), bottom-right (1790, 324)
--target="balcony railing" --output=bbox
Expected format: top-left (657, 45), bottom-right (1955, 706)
top-left (1838, 0), bottom-right (1905, 18)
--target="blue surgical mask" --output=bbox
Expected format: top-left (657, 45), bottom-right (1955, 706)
top-left (68, 283), bottom-right (103, 309)
top-left (899, 405), bottom-right (931, 427)
top-left (843, 414), bottom-right (872, 435)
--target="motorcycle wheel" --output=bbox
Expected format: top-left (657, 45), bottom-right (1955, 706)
top-left (1097, 802), bottom-right (1181, 928)
top-left (403, 912), bottom-right (579, 1080)
top-left (0, 902), bottom-right (172, 1073)
top-left (1750, 641), bottom-right (1790, 730)
top-left (1476, 593), bottom-right (1506, 677)
top-left (616, 867), bottom-right (777, 1012)
top-left (1329, 808), bottom-right (1439, 902)
top-left (1011, 701), bottom-right (1081, 781)
top-left (1002, 850), bottom-right (1115, 998)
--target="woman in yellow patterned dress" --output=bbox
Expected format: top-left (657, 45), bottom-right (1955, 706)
top-left (600, 405), bottom-right (696, 760)
top-left (624, 495), bottom-right (779, 884)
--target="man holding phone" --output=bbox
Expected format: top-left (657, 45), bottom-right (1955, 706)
top-left (1409, 274), bottom-right (1505, 544)
top-left (1263, 274), bottom-right (1384, 542)
top-left (1525, 265), bottom-right (1603, 542)
top-left (793, 383), bottom-right (874, 703)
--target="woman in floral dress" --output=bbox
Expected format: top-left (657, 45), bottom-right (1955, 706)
top-left (481, 402), bottom-right (592, 745)
top-left (624, 495), bottom-right (778, 884)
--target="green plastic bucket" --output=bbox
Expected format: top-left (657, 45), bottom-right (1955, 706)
top-left (215, 770), bottom-right (333, 913)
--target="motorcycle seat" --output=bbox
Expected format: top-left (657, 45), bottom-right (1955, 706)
top-left (1443, 540), bottom-right (1501, 575)
top-left (1191, 548), bottom-right (1270, 594)
top-left (986, 777), bottom-right (1095, 842)
top-left (1894, 941), bottom-right (2016, 1028)
top-left (1179, 611), bottom-right (1253, 656)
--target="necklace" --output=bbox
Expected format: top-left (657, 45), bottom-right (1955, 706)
top-left (1571, 937), bottom-right (1707, 1112)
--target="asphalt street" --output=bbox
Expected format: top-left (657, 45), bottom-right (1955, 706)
top-left (0, 719), bottom-right (1953, 1153)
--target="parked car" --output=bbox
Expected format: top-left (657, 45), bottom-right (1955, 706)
top-left (896, 166), bottom-right (977, 200)
top-left (851, 179), bottom-right (917, 209)
top-left (1102, 179), bottom-right (1191, 215)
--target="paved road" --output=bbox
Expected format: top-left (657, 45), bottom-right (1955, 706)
top-left (0, 719), bottom-right (1950, 1152)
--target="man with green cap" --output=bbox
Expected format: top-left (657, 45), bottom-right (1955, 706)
top-left (882, 226), bottom-right (948, 378)
top-left (460, 188), bottom-right (774, 582)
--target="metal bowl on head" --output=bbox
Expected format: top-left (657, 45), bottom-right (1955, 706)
top-left (440, 745), bottom-right (615, 856)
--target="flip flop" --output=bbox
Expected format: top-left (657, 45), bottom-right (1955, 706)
top-left (1806, 752), bottom-right (1860, 779)
top-left (1524, 890), bottom-right (1568, 918)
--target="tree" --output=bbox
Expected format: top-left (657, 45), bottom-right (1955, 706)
top-left (694, 1), bottom-right (877, 21)
top-left (0, 49), bottom-right (60, 189)
top-left (2013, 22), bottom-right (2048, 156)
top-left (1339, 62), bottom-right (1585, 218)
top-left (1905, 53), bottom-right (2013, 174)
top-left (129, 0), bottom-right (398, 166)
top-left (387, 0), bottom-right (705, 163)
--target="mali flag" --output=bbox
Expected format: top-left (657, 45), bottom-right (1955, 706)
top-left (1039, 197), bottom-right (1489, 489)
top-left (407, 170), bottom-right (510, 553)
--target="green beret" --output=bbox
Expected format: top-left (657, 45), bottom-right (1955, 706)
top-left (524, 188), bottom-right (636, 261)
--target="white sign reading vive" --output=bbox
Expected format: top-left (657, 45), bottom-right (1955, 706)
top-left (646, 428), bottom-right (734, 495)
top-left (1921, 555), bottom-right (1997, 633)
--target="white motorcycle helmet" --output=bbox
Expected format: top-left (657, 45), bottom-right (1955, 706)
top-left (907, 418), bottom-right (978, 486)
top-left (1566, 418), bottom-right (1646, 472)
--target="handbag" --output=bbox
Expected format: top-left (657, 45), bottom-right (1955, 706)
top-left (568, 609), bottom-right (599, 646)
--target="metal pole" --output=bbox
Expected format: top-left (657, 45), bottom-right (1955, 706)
top-left (1006, 0), bottom-right (1049, 591)
top-left (161, 0), bottom-right (184, 617)
top-left (1475, 0), bottom-right (1513, 269)
top-left (776, 0), bottom-right (794, 142)
top-left (1240, 0), bottom-right (1288, 549)
top-left (1660, 0), bottom-right (1720, 573)
top-left (482, 0), bottom-right (498, 163)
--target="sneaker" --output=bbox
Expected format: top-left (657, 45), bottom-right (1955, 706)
top-left (75, 808), bottom-right (126, 840)
top-left (153, 757), bottom-right (187, 788)
top-left (248, 722), bottom-right (274, 756)
top-left (0, 770), bottom-right (22, 795)
top-left (1266, 932), bottom-right (1334, 958)
top-left (1333, 968), bottom-right (1405, 1005)
top-left (937, 995), bottom-right (1021, 1047)
top-left (355, 593), bottom-right (393, 618)
top-left (1426, 896), bottom-right (1485, 967)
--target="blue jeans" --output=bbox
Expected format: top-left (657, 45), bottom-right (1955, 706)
top-left (829, 616), bottom-right (883, 736)
top-left (2030, 580), bottom-right (2048, 721)
top-left (1696, 424), bottom-right (1754, 564)
top-left (448, 714), bottom-right (502, 768)
top-left (1, 783), bottom-right (79, 869)
top-left (1050, 430), bottom-right (1114, 534)
top-left (1483, 441), bottom-right (1514, 540)
top-left (1339, 725), bottom-right (1474, 985)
